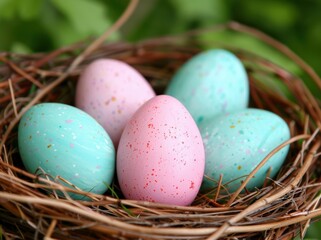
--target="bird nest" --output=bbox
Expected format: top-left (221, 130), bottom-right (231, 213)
top-left (1, 18), bottom-right (321, 240)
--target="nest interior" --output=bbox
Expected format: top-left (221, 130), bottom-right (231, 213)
top-left (1, 23), bottom-right (321, 240)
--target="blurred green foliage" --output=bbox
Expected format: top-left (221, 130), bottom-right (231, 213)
top-left (302, 220), bottom-right (321, 239)
top-left (1, 0), bottom-right (321, 238)
top-left (1, 0), bottom-right (321, 78)
top-left (1, 0), bottom-right (321, 74)
top-left (0, 0), bottom-right (113, 52)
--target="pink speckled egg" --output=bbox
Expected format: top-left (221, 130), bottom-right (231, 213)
top-left (117, 95), bottom-right (205, 206)
top-left (75, 59), bottom-right (156, 147)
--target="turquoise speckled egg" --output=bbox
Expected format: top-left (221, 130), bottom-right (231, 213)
top-left (18, 103), bottom-right (115, 199)
top-left (199, 108), bottom-right (290, 193)
top-left (165, 49), bottom-right (249, 125)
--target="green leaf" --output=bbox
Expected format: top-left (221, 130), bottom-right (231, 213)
top-left (47, 18), bottom-right (119, 49)
top-left (0, 0), bottom-right (42, 20)
top-left (166, 0), bottom-right (229, 36)
top-left (47, 19), bottom-right (90, 47)
top-left (305, 219), bottom-right (321, 239)
top-left (104, 183), bottom-right (134, 217)
top-left (10, 42), bottom-right (32, 54)
top-left (51, 0), bottom-right (112, 35)
top-left (169, 0), bottom-right (228, 22)
top-left (28, 84), bottom-right (37, 95)
top-left (234, 0), bottom-right (298, 31)
top-left (0, 0), bottom-right (9, 8)
top-left (17, 0), bottom-right (42, 20)
top-left (124, 0), bottom-right (181, 41)
top-left (0, 0), bottom-right (19, 20)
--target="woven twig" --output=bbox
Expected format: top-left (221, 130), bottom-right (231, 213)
top-left (1, 11), bottom-right (321, 240)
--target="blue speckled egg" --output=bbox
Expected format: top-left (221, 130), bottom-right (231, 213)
top-left (199, 108), bottom-right (290, 193)
top-left (165, 49), bottom-right (249, 125)
top-left (18, 103), bottom-right (115, 199)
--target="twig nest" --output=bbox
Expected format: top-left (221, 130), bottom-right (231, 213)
top-left (1, 22), bottom-right (321, 239)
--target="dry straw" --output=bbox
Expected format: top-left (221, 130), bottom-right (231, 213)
top-left (1, 0), bottom-right (321, 239)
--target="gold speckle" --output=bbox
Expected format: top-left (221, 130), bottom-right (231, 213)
top-left (117, 109), bottom-right (122, 114)
top-left (47, 144), bottom-right (52, 149)
top-left (237, 165), bottom-right (242, 170)
top-left (111, 96), bottom-right (117, 102)
top-left (230, 125), bottom-right (235, 129)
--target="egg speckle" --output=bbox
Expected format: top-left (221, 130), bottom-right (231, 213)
top-left (117, 95), bottom-right (205, 205)
top-left (199, 108), bottom-right (290, 193)
top-left (18, 103), bottom-right (115, 199)
top-left (166, 49), bottom-right (249, 125)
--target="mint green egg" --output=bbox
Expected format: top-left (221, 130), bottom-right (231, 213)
top-left (18, 103), bottom-right (115, 200)
top-left (199, 108), bottom-right (290, 193)
top-left (166, 49), bottom-right (249, 125)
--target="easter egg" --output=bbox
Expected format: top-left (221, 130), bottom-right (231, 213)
top-left (165, 49), bottom-right (249, 125)
top-left (75, 58), bottom-right (156, 147)
top-left (18, 103), bottom-right (115, 200)
top-left (199, 108), bottom-right (290, 193)
top-left (117, 95), bottom-right (205, 206)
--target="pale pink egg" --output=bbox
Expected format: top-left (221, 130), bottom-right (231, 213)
top-left (75, 59), bottom-right (156, 147)
top-left (117, 95), bottom-right (205, 206)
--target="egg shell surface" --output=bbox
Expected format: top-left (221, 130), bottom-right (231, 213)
top-left (117, 95), bottom-right (205, 206)
top-left (18, 103), bottom-right (115, 199)
top-left (75, 58), bottom-right (156, 147)
top-left (165, 49), bottom-right (249, 125)
top-left (199, 108), bottom-right (290, 193)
